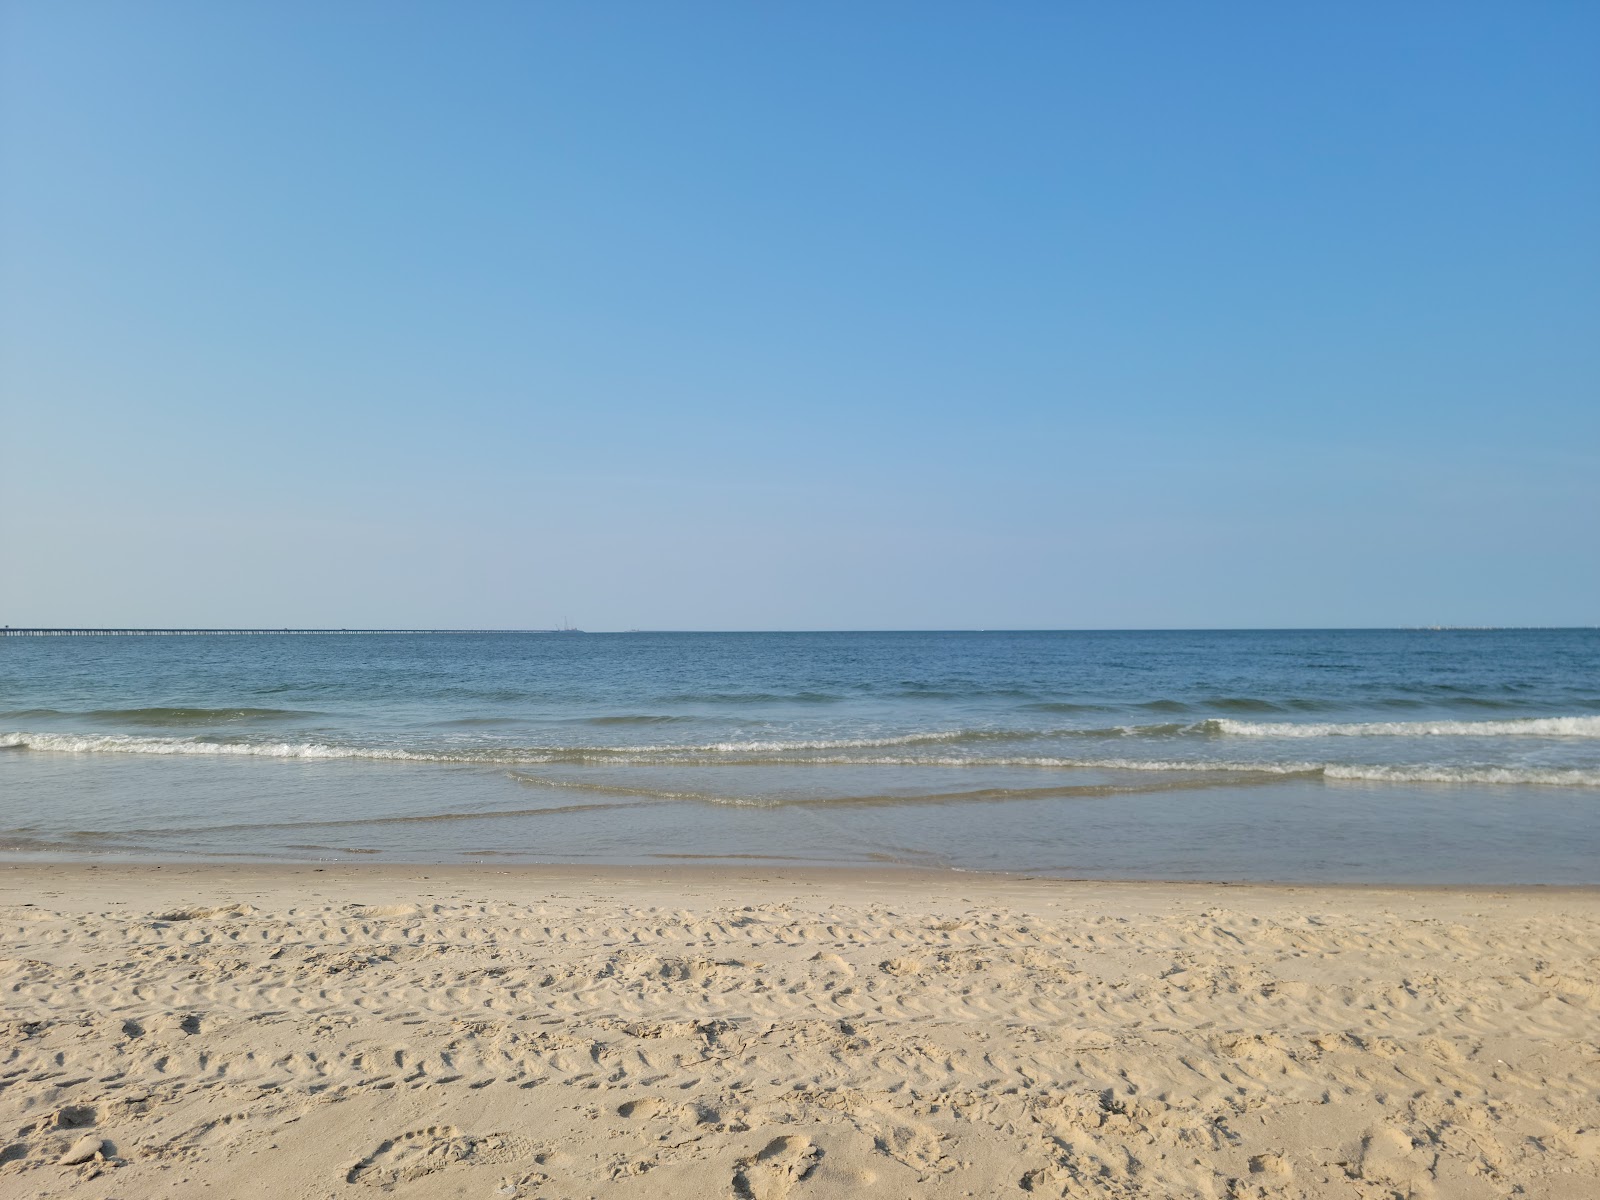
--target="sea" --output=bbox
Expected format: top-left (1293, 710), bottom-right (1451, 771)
top-left (2, 629), bottom-right (1596, 882)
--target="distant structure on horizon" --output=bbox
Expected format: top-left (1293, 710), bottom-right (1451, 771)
top-left (0, 627), bottom-right (531, 638)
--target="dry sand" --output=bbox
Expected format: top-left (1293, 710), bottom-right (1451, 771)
top-left (1, 863), bottom-right (1597, 1199)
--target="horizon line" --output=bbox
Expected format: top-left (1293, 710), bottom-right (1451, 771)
top-left (3, 625), bottom-right (1595, 637)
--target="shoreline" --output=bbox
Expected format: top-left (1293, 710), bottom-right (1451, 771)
top-left (6, 858), bottom-right (1600, 895)
top-left (9, 749), bottom-right (1599, 887)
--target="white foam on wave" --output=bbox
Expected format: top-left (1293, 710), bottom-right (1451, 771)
top-left (0, 730), bottom-right (1063, 766)
top-left (524, 752), bottom-right (1600, 787)
top-left (1210, 715), bottom-right (1600, 738)
top-left (6, 731), bottom-right (1597, 787)
top-left (1321, 763), bottom-right (1600, 786)
top-left (0, 729), bottom-right (994, 759)
top-left (990, 757), bottom-right (1593, 785)
top-left (1056, 757), bottom-right (1599, 787)
top-left (0, 731), bottom-right (520, 764)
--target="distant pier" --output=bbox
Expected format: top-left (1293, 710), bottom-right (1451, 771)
top-left (0, 628), bottom-right (540, 638)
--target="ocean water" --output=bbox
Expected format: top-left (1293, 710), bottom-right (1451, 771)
top-left (2, 629), bottom-right (1597, 882)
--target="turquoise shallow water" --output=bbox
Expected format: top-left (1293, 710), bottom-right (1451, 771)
top-left (2, 629), bottom-right (1597, 880)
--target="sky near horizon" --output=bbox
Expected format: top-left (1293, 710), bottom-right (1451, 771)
top-left (2, 2), bottom-right (1596, 631)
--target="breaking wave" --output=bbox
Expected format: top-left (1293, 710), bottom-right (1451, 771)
top-left (0, 732), bottom-right (467, 762)
top-left (1210, 715), bottom-right (1600, 738)
top-left (4, 731), bottom-right (1596, 786)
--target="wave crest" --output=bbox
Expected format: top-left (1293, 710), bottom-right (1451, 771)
top-left (5, 730), bottom-right (1597, 788)
top-left (1210, 715), bottom-right (1600, 738)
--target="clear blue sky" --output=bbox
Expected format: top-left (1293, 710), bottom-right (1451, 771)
top-left (2, 2), bottom-right (1595, 629)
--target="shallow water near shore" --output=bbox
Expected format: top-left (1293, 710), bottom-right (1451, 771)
top-left (3, 628), bottom-right (1597, 881)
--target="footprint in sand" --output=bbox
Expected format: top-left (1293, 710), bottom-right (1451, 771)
top-left (1350, 1125), bottom-right (1436, 1196)
top-left (617, 1097), bottom-right (668, 1120)
top-left (872, 1122), bottom-right (948, 1174)
top-left (346, 1125), bottom-right (528, 1187)
top-left (732, 1135), bottom-right (821, 1200)
top-left (46, 1105), bottom-right (97, 1131)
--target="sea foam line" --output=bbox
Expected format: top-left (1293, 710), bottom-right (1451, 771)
top-left (9, 716), bottom-right (1596, 764)
top-left (4, 731), bottom-right (1597, 787)
top-left (0, 728), bottom-right (1053, 758)
top-left (0, 732), bottom-right (488, 763)
top-left (1209, 715), bottom-right (1600, 738)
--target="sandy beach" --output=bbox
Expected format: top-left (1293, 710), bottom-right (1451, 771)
top-left (2, 864), bottom-right (1597, 1199)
